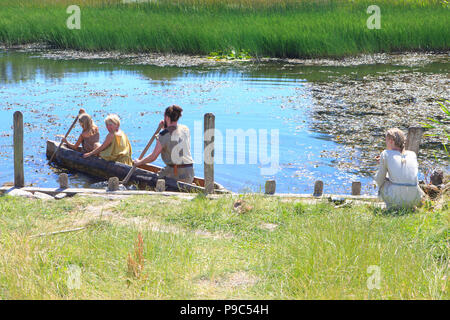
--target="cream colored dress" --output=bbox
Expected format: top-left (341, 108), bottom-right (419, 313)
top-left (374, 150), bottom-right (424, 209)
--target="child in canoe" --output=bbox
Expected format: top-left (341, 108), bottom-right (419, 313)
top-left (63, 112), bottom-right (100, 153)
top-left (83, 114), bottom-right (133, 166)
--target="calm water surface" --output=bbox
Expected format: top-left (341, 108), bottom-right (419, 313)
top-left (0, 51), bottom-right (446, 194)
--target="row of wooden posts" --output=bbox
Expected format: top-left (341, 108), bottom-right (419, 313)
top-left (12, 111), bottom-right (423, 196)
top-left (262, 179), bottom-right (361, 196)
top-left (12, 111), bottom-right (217, 193)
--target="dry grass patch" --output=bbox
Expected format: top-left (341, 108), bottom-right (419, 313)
top-left (65, 197), bottom-right (233, 240)
top-left (195, 271), bottom-right (260, 298)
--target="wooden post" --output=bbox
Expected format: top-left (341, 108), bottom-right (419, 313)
top-left (58, 173), bottom-right (69, 189)
top-left (313, 180), bottom-right (323, 197)
top-left (351, 181), bottom-right (361, 196)
top-left (107, 177), bottom-right (120, 191)
top-left (265, 180), bottom-right (276, 195)
top-left (13, 111), bottom-right (24, 188)
top-left (155, 179), bottom-right (165, 192)
top-left (204, 113), bottom-right (215, 195)
top-left (405, 127), bottom-right (424, 155)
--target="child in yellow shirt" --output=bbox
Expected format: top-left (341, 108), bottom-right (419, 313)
top-left (83, 114), bottom-right (132, 166)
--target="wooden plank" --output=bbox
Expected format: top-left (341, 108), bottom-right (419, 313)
top-left (204, 113), bottom-right (215, 195)
top-left (405, 127), bottom-right (424, 155)
top-left (30, 227), bottom-right (86, 238)
top-left (275, 193), bottom-right (379, 201)
top-left (0, 186), bottom-right (200, 197)
top-left (0, 186), bottom-right (380, 201)
top-left (13, 111), bottom-right (24, 188)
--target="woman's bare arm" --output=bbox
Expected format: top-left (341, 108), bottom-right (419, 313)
top-left (134, 141), bottom-right (162, 166)
top-left (63, 134), bottom-right (83, 151)
top-left (83, 133), bottom-right (114, 158)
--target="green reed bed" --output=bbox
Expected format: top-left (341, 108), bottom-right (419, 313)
top-left (0, 0), bottom-right (448, 58)
top-left (0, 194), bottom-right (448, 299)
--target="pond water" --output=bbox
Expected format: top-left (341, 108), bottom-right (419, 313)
top-left (0, 50), bottom-right (448, 194)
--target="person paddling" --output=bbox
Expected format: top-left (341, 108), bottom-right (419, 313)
top-left (63, 112), bottom-right (100, 153)
top-left (83, 114), bottom-right (133, 166)
top-left (133, 105), bottom-right (194, 183)
top-left (374, 128), bottom-right (424, 209)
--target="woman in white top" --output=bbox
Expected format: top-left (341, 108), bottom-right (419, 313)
top-left (374, 128), bottom-right (424, 209)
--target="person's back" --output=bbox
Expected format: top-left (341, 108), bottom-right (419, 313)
top-left (374, 129), bottom-right (424, 209)
top-left (159, 124), bottom-right (194, 166)
top-left (81, 128), bottom-right (100, 153)
top-left (157, 123), bottom-right (194, 183)
top-left (132, 105), bottom-right (195, 184)
top-left (63, 112), bottom-right (100, 153)
top-left (383, 150), bottom-right (418, 185)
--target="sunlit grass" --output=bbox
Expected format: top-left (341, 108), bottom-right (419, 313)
top-left (0, 0), bottom-right (447, 58)
top-left (1, 0), bottom-right (446, 8)
top-left (0, 194), bottom-right (448, 299)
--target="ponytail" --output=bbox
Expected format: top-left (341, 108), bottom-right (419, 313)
top-left (386, 128), bottom-right (407, 164)
top-left (165, 105), bottom-right (183, 122)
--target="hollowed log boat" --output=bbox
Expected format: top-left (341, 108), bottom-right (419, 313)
top-left (46, 140), bottom-right (229, 194)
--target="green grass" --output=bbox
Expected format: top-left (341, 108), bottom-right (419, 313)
top-left (0, 0), bottom-right (448, 58)
top-left (0, 193), bottom-right (448, 299)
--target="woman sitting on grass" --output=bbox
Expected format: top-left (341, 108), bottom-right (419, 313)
top-left (374, 128), bottom-right (424, 210)
top-left (63, 112), bottom-right (100, 153)
top-left (83, 114), bottom-right (132, 166)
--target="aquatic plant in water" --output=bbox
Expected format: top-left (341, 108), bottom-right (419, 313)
top-left (422, 100), bottom-right (450, 159)
top-left (208, 49), bottom-right (252, 60)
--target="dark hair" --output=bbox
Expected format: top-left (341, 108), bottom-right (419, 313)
top-left (165, 105), bottom-right (183, 122)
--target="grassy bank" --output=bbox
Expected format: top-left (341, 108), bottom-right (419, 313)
top-left (0, 193), bottom-right (448, 299)
top-left (0, 0), bottom-right (448, 58)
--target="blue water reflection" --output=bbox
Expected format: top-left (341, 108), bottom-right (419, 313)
top-left (0, 52), bottom-right (380, 194)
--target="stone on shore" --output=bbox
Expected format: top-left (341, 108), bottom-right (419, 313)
top-left (430, 169), bottom-right (444, 186)
top-left (54, 193), bottom-right (68, 200)
top-left (33, 192), bottom-right (55, 200)
top-left (5, 188), bottom-right (34, 198)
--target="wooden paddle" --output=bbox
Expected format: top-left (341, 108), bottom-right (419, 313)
top-left (121, 122), bottom-right (164, 185)
top-left (48, 108), bottom-right (85, 164)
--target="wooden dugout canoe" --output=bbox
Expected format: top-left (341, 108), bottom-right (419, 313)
top-left (46, 140), bottom-right (229, 194)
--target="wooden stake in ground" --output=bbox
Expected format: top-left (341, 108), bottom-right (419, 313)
top-left (121, 122), bottom-right (163, 185)
top-left (48, 108), bottom-right (85, 164)
top-left (351, 181), bottom-right (361, 196)
top-left (265, 180), bottom-right (276, 195)
top-left (313, 180), bottom-right (323, 197)
top-left (14, 111), bottom-right (24, 188)
top-left (405, 126), bottom-right (424, 155)
top-left (204, 113), bottom-right (215, 195)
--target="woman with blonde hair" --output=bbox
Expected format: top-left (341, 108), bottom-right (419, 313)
top-left (374, 128), bottom-right (424, 209)
top-left (63, 112), bottom-right (100, 153)
top-left (83, 114), bottom-right (133, 166)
